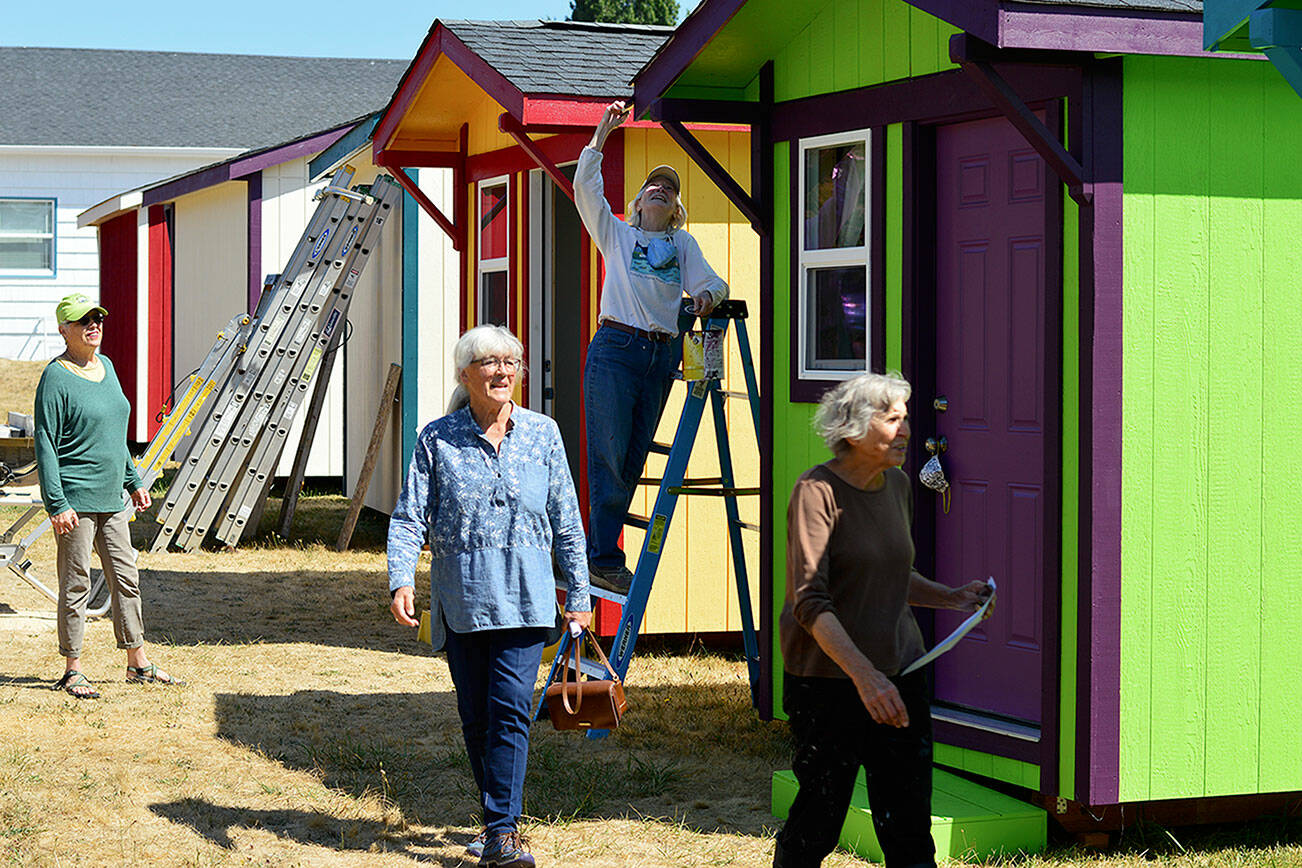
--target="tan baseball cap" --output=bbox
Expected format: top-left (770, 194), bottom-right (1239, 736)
top-left (642, 165), bottom-right (680, 194)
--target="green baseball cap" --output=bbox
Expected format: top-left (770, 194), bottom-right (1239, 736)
top-left (55, 293), bottom-right (107, 324)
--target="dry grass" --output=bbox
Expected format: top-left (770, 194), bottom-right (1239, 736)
top-left (0, 358), bottom-right (46, 419)
top-left (2, 496), bottom-right (1302, 867)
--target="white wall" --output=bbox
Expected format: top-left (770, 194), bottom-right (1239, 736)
top-left (0, 146), bottom-right (240, 360)
top-left (259, 156), bottom-right (343, 479)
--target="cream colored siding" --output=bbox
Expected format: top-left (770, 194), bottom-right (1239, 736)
top-left (172, 184), bottom-right (247, 386)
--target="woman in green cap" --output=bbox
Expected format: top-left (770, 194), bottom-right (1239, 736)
top-left (34, 293), bottom-right (180, 699)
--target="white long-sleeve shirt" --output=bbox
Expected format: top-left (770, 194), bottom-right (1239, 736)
top-left (575, 146), bottom-right (728, 336)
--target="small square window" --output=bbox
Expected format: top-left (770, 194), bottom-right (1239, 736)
top-left (0, 199), bottom-right (56, 274)
top-left (481, 271), bottom-right (508, 326)
top-left (806, 266), bottom-right (867, 372)
top-left (477, 179), bottom-right (510, 327)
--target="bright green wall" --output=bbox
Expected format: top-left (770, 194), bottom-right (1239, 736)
top-left (772, 0), bottom-right (958, 101)
top-left (1119, 54), bottom-right (1302, 802)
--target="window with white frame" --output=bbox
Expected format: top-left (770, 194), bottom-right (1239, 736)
top-left (478, 179), bottom-right (509, 326)
top-left (0, 198), bottom-right (56, 274)
top-left (797, 131), bottom-right (870, 379)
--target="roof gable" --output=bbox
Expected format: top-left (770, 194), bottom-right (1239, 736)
top-left (0, 47), bottom-right (406, 148)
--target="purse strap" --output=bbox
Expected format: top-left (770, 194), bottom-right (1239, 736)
top-left (558, 627), bottom-right (623, 715)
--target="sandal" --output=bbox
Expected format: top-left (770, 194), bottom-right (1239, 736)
top-left (54, 670), bottom-right (100, 699)
top-left (126, 664), bottom-right (183, 686)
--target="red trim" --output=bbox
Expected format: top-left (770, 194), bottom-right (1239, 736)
top-left (508, 174), bottom-right (519, 334)
top-left (520, 97), bottom-right (666, 128)
top-left (499, 114), bottom-right (576, 200)
top-left (467, 133), bottom-right (590, 184)
top-left (98, 213), bottom-right (139, 431)
top-left (376, 149), bottom-right (464, 168)
top-left (519, 176), bottom-right (530, 407)
top-left (384, 161), bottom-right (461, 250)
top-left (605, 128), bottom-right (625, 216)
top-left (457, 124), bottom-right (469, 332)
top-left (146, 205), bottom-right (173, 441)
top-left (374, 24), bottom-right (525, 154)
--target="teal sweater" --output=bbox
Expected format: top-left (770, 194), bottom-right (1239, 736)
top-left (33, 355), bottom-right (143, 515)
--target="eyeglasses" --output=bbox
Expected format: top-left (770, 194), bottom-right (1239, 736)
top-left (75, 312), bottom-right (106, 327)
top-left (472, 356), bottom-right (521, 374)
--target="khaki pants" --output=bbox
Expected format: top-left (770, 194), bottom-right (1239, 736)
top-left (55, 509), bottom-right (143, 659)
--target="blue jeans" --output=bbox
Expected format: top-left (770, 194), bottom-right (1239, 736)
top-left (443, 624), bottom-right (548, 835)
top-left (583, 324), bottom-right (681, 570)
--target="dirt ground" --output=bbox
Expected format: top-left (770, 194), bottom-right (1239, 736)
top-left (0, 501), bottom-right (832, 868)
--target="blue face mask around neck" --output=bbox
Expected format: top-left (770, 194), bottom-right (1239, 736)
top-left (645, 236), bottom-right (678, 269)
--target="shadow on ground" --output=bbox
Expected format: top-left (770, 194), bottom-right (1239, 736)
top-left (149, 797), bottom-right (473, 865)
top-left (210, 684), bottom-right (785, 841)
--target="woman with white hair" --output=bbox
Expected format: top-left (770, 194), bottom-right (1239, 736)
top-left (575, 100), bottom-right (729, 594)
top-left (387, 325), bottom-right (591, 868)
top-left (773, 372), bottom-right (992, 868)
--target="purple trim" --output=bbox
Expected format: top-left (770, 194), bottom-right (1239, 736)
top-left (660, 119), bottom-right (765, 231)
top-left (772, 66), bottom-right (1081, 143)
top-left (645, 97), bottom-right (762, 125)
top-left (996, 6), bottom-right (1259, 58)
top-left (787, 129), bottom-right (887, 404)
top-left (229, 127), bottom-right (349, 179)
top-left (246, 172), bottom-right (262, 314)
top-left (631, 0), bottom-right (748, 113)
top-left (755, 61), bottom-right (776, 722)
top-left (933, 720), bottom-right (1042, 764)
top-left (1079, 58), bottom-right (1124, 807)
top-left (142, 162), bottom-right (234, 207)
top-left (908, 0), bottom-right (1001, 44)
top-left (1038, 97), bottom-right (1065, 797)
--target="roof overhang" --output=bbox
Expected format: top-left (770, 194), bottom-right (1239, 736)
top-left (634, 0), bottom-right (1251, 111)
top-left (372, 20), bottom-right (644, 165)
top-left (78, 124), bottom-right (354, 228)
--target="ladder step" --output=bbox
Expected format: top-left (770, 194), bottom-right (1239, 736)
top-left (638, 476), bottom-right (723, 487)
top-left (624, 514), bottom-right (650, 530)
top-left (559, 657), bottom-right (615, 681)
top-left (736, 520), bottom-right (762, 532)
top-left (646, 441), bottom-right (672, 455)
top-left (667, 486), bottom-right (761, 497)
top-left (720, 390), bottom-right (751, 399)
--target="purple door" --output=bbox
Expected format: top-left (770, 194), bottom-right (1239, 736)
top-left (929, 115), bottom-right (1050, 724)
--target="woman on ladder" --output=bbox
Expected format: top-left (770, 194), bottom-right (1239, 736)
top-left (575, 100), bottom-right (729, 594)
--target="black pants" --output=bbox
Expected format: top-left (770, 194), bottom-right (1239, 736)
top-left (774, 671), bottom-right (936, 868)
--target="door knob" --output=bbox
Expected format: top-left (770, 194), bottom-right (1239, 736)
top-left (933, 396), bottom-right (948, 413)
top-left (925, 436), bottom-right (947, 455)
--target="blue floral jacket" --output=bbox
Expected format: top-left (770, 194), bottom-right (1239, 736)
top-left (387, 404), bottom-right (590, 651)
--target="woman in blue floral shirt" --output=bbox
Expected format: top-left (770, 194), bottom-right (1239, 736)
top-left (388, 325), bottom-right (591, 868)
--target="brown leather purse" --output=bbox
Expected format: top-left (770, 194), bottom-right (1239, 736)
top-left (545, 628), bottom-right (628, 731)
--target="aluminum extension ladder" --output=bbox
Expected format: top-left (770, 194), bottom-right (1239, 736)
top-left (535, 299), bottom-right (762, 735)
top-left (151, 169), bottom-right (400, 552)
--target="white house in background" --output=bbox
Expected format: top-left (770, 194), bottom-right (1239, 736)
top-left (0, 46), bottom-right (405, 362)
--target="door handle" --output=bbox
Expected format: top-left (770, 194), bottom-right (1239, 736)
top-left (933, 396), bottom-right (948, 413)
top-left (925, 436), bottom-right (947, 455)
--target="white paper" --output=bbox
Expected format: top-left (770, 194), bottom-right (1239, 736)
top-left (900, 577), bottom-right (996, 676)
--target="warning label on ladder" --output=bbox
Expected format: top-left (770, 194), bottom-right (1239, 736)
top-left (647, 514), bottom-right (667, 554)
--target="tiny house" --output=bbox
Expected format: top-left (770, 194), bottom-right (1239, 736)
top-left (371, 19), bottom-right (762, 638)
top-left (633, 0), bottom-right (1302, 850)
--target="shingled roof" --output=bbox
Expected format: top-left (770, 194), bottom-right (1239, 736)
top-left (0, 47), bottom-right (406, 148)
top-left (441, 20), bottom-right (673, 96)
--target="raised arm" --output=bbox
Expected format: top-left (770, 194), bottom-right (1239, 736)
top-left (575, 103), bottom-right (633, 258)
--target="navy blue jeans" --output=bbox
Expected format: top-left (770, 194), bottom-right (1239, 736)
top-left (583, 324), bottom-right (681, 570)
top-left (442, 624), bottom-right (548, 836)
top-left (775, 671), bottom-right (937, 868)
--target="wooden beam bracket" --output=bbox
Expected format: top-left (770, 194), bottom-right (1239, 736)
top-left (660, 118), bottom-right (767, 233)
top-left (376, 158), bottom-right (462, 250)
top-left (498, 112), bottom-right (576, 201)
top-left (950, 34), bottom-right (1092, 207)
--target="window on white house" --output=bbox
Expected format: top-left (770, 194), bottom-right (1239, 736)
top-left (0, 198), bottom-right (56, 274)
top-left (478, 180), bottom-right (509, 326)
top-left (798, 132), bottom-right (870, 378)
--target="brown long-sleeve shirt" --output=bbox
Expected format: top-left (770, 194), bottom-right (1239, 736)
top-left (780, 464), bottom-right (925, 678)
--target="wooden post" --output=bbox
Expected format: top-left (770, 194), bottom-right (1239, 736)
top-left (335, 363), bottom-right (401, 552)
top-left (276, 325), bottom-right (345, 538)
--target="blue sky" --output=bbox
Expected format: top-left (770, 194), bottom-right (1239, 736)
top-left (4, 0), bottom-right (681, 60)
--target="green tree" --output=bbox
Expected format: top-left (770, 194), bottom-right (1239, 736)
top-left (569, 0), bottom-right (679, 26)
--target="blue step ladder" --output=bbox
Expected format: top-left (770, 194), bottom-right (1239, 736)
top-left (536, 299), bottom-right (762, 735)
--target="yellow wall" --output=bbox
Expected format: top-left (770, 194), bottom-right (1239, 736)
top-left (621, 127), bottom-right (762, 636)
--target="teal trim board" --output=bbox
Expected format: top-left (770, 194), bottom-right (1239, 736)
top-left (771, 768), bottom-right (1046, 863)
top-left (400, 170), bottom-right (420, 466)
